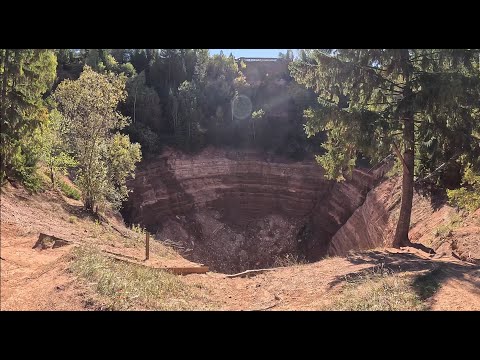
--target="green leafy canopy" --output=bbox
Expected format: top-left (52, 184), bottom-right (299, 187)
top-left (290, 49), bottom-right (480, 182)
top-left (54, 66), bottom-right (141, 210)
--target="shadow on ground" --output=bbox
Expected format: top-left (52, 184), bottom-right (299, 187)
top-left (59, 201), bottom-right (98, 220)
top-left (327, 250), bottom-right (480, 309)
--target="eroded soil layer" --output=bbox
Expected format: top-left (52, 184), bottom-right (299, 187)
top-left (123, 148), bottom-right (388, 273)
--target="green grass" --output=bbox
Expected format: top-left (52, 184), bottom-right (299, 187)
top-left (324, 265), bottom-right (429, 311)
top-left (70, 246), bottom-right (202, 310)
top-left (58, 179), bottom-right (81, 200)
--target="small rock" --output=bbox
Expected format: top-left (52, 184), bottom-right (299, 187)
top-left (274, 294), bottom-right (280, 301)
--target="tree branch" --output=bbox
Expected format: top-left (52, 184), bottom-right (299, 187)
top-left (392, 141), bottom-right (410, 175)
top-left (301, 52), bottom-right (405, 90)
top-left (409, 50), bottom-right (443, 62)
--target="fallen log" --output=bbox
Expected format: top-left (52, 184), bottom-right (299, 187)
top-left (226, 268), bottom-right (279, 279)
top-left (104, 252), bottom-right (209, 275)
top-left (165, 266), bottom-right (209, 275)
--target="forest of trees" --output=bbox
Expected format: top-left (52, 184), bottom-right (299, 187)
top-left (1, 49), bottom-right (479, 248)
top-left (1, 49), bottom-right (319, 211)
top-left (54, 49), bottom-right (320, 157)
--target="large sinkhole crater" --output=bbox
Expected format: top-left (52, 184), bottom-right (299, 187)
top-left (122, 149), bottom-right (386, 274)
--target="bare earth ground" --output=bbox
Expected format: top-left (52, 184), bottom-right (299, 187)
top-left (1, 182), bottom-right (479, 311)
top-left (187, 249), bottom-right (479, 310)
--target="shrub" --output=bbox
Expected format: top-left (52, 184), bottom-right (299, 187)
top-left (447, 164), bottom-right (480, 212)
top-left (58, 180), bottom-right (81, 200)
top-left (131, 223), bottom-right (146, 235)
top-left (125, 122), bottom-right (160, 155)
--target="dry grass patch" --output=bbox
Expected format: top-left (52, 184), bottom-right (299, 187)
top-left (70, 246), bottom-right (206, 310)
top-left (274, 253), bottom-right (307, 267)
top-left (322, 265), bottom-right (429, 311)
top-left (124, 230), bottom-right (178, 259)
top-left (431, 214), bottom-right (463, 249)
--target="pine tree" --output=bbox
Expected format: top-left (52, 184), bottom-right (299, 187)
top-left (0, 49), bottom-right (57, 183)
top-left (290, 49), bottom-right (480, 247)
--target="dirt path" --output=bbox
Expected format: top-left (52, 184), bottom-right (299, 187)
top-left (0, 184), bottom-right (198, 310)
top-left (184, 250), bottom-right (479, 310)
top-left (186, 258), bottom-right (371, 310)
top-left (428, 267), bottom-right (480, 310)
top-left (0, 185), bottom-right (95, 310)
top-left (1, 228), bottom-right (88, 310)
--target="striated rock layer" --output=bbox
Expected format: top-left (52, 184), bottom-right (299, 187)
top-left (123, 148), bottom-right (389, 273)
top-left (329, 176), bottom-right (480, 263)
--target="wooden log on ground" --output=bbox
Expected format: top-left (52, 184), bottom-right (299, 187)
top-left (165, 266), bottom-right (209, 275)
top-left (104, 252), bottom-right (209, 275)
top-left (226, 268), bottom-right (279, 278)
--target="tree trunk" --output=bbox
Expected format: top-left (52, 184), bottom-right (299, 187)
top-left (133, 79), bottom-right (138, 123)
top-left (393, 95), bottom-right (415, 248)
top-left (1, 49), bottom-right (9, 121)
top-left (85, 196), bottom-right (94, 211)
top-left (0, 49), bottom-right (9, 179)
top-left (50, 167), bottom-right (55, 188)
top-left (145, 49), bottom-right (154, 87)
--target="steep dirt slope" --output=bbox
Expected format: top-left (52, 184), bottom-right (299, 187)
top-left (0, 182), bottom-right (195, 310)
top-left (329, 176), bottom-right (480, 264)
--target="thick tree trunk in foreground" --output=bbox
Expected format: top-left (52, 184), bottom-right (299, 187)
top-left (84, 197), bottom-right (94, 211)
top-left (393, 108), bottom-right (415, 248)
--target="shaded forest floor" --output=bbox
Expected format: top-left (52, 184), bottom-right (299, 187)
top-left (1, 182), bottom-right (479, 311)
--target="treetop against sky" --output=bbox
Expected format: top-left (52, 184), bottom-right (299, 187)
top-left (209, 49), bottom-right (289, 58)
